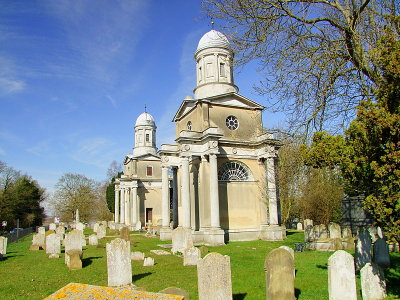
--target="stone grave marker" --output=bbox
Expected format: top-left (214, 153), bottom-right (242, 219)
top-left (150, 250), bottom-right (171, 256)
top-left (131, 251), bottom-right (145, 261)
top-left (183, 246), bottom-right (201, 266)
top-left (328, 223), bottom-right (341, 239)
top-left (264, 248), bottom-right (295, 300)
top-left (356, 227), bottom-right (373, 270)
top-left (97, 224), bottom-right (106, 239)
top-left (279, 246), bottom-right (295, 260)
top-left (46, 233), bottom-right (61, 258)
top-left (106, 238), bottom-right (132, 287)
top-left (342, 227), bottom-right (352, 239)
top-left (172, 227), bottom-right (193, 254)
top-left (93, 222), bottom-right (99, 233)
top-left (303, 219), bottom-right (313, 228)
top-left (0, 236), bottom-right (7, 254)
top-left (55, 225), bottom-right (65, 237)
top-left (75, 222), bottom-right (84, 232)
top-left (360, 262), bottom-right (387, 300)
top-left (49, 223), bottom-right (57, 231)
top-left (89, 234), bottom-right (98, 246)
top-left (143, 257), bottom-right (155, 266)
top-left (66, 250), bottom-right (82, 270)
top-left (120, 226), bottom-right (130, 242)
top-left (64, 229), bottom-right (83, 264)
top-left (315, 224), bottom-right (329, 239)
top-left (32, 233), bottom-right (46, 250)
top-left (197, 252), bottom-right (232, 300)
top-left (328, 250), bottom-right (357, 300)
top-left (373, 238), bottom-right (390, 269)
top-left (38, 226), bottom-right (45, 235)
top-left (296, 222), bottom-right (303, 230)
top-left (304, 225), bottom-right (313, 242)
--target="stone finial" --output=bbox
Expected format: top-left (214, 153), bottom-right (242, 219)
top-left (197, 253), bottom-right (232, 300)
top-left (328, 250), bottom-right (357, 300)
top-left (264, 248), bottom-right (295, 300)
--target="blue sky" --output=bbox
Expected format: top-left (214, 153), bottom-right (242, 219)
top-left (0, 0), bottom-right (285, 193)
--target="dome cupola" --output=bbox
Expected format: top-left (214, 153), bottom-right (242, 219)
top-left (133, 111), bottom-right (157, 157)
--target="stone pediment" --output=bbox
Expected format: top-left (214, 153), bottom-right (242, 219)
top-left (124, 153), bottom-right (160, 164)
top-left (173, 92), bottom-right (264, 121)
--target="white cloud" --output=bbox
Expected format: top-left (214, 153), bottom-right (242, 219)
top-left (0, 147), bottom-right (5, 156)
top-left (0, 77), bottom-right (25, 94)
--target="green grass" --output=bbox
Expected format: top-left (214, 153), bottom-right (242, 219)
top-left (0, 230), bottom-right (398, 299)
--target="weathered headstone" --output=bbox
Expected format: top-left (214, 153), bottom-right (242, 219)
top-left (106, 238), bottom-right (132, 287)
top-left (360, 262), bottom-right (387, 300)
top-left (315, 224), bottom-right (329, 239)
top-left (143, 257), bottom-right (155, 266)
top-left (296, 222), bottom-right (303, 231)
top-left (131, 251), bottom-right (145, 261)
top-left (304, 219), bottom-right (313, 228)
top-left (38, 227), bottom-right (45, 235)
top-left (49, 223), bottom-right (57, 231)
top-left (75, 222), bottom-right (84, 232)
top-left (0, 236), bottom-right (7, 254)
top-left (264, 248), bottom-right (295, 300)
top-left (66, 250), bottom-right (82, 270)
top-left (328, 223), bottom-right (341, 239)
top-left (46, 233), bottom-right (61, 258)
top-left (93, 222), bottom-right (99, 233)
top-left (304, 225), bottom-right (313, 242)
top-left (64, 229), bottom-right (83, 264)
top-left (342, 227), bottom-right (352, 239)
top-left (88, 234), bottom-right (98, 246)
top-left (135, 221), bottom-right (142, 231)
top-left (373, 238), bottom-right (390, 269)
top-left (172, 227), bottom-right (193, 254)
top-left (31, 233), bottom-right (46, 250)
top-left (97, 224), bottom-right (106, 239)
top-left (120, 226), bottom-right (130, 242)
top-left (197, 253), bottom-right (232, 300)
top-left (183, 246), bottom-right (201, 266)
top-left (328, 250), bottom-right (357, 300)
top-left (55, 225), bottom-right (65, 237)
top-left (279, 246), bottom-right (295, 260)
top-left (356, 227), bottom-right (373, 270)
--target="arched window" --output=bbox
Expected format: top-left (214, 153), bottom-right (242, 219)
top-left (187, 121), bottom-right (192, 131)
top-left (218, 161), bottom-right (252, 181)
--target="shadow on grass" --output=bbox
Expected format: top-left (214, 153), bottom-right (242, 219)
top-left (316, 264), bottom-right (328, 270)
top-left (82, 256), bottom-right (102, 267)
top-left (285, 231), bottom-right (297, 236)
top-left (233, 293), bottom-right (247, 299)
top-left (1, 254), bottom-right (22, 260)
top-left (132, 272), bottom-right (153, 281)
top-left (295, 288), bottom-right (301, 298)
top-left (385, 254), bottom-right (400, 296)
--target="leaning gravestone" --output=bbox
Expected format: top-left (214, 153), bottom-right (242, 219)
top-left (328, 223), bottom-right (341, 239)
top-left (373, 238), bottom-right (390, 269)
top-left (197, 253), bottom-right (232, 300)
top-left (360, 262), bottom-right (387, 300)
top-left (328, 250), bottom-right (357, 300)
top-left (97, 224), bottom-right (106, 239)
top-left (172, 227), bottom-right (193, 254)
top-left (88, 234), bottom-right (98, 246)
top-left (183, 246), bottom-right (201, 266)
top-left (356, 227), bottom-right (373, 270)
top-left (265, 248), bottom-right (295, 300)
top-left (106, 238), bottom-right (131, 287)
top-left (46, 233), bottom-right (61, 258)
top-left (0, 236), bottom-right (7, 255)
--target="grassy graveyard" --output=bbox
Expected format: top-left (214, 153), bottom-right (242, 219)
top-left (0, 229), bottom-right (399, 300)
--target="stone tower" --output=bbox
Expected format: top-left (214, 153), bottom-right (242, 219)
top-left (132, 112), bottom-right (157, 157)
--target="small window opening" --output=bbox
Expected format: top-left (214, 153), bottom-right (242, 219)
top-left (187, 121), bottom-right (192, 131)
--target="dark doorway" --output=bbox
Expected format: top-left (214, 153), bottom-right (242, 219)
top-left (146, 208), bottom-right (153, 223)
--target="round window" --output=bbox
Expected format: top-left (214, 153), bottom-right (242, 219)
top-left (226, 115), bottom-right (239, 130)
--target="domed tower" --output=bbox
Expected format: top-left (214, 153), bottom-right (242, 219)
top-left (194, 29), bottom-right (238, 99)
top-left (133, 111), bottom-right (157, 157)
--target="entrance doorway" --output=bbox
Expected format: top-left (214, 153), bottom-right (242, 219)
top-left (146, 208), bottom-right (153, 224)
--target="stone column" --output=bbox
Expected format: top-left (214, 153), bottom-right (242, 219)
top-left (172, 167), bottom-right (178, 228)
top-left (181, 157), bottom-right (191, 229)
top-left (266, 157), bottom-right (278, 225)
top-left (161, 167), bottom-right (170, 228)
top-left (130, 186), bottom-right (138, 228)
top-left (124, 188), bottom-right (130, 225)
top-left (114, 187), bottom-right (120, 223)
top-left (120, 188), bottom-right (125, 224)
top-left (209, 154), bottom-right (220, 228)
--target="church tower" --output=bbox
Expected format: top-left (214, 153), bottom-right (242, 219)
top-left (194, 30), bottom-right (238, 99)
top-left (132, 111), bottom-right (157, 157)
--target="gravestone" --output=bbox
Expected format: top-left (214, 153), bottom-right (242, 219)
top-left (49, 223), bottom-right (57, 231)
top-left (131, 251), bottom-right (145, 261)
top-left (296, 222), bottom-right (303, 231)
top-left (315, 224), bottom-right (328, 239)
top-left (120, 226), bottom-right (130, 242)
top-left (135, 221), bottom-right (142, 231)
top-left (65, 250), bottom-right (82, 270)
top-left (304, 219), bottom-right (313, 228)
top-left (183, 246), bottom-right (201, 266)
top-left (55, 225), bottom-right (65, 237)
top-left (360, 263), bottom-right (387, 300)
top-left (143, 257), bottom-right (155, 266)
top-left (172, 227), bottom-right (193, 254)
top-left (64, 230), bottom-right (83, 264)
top-left (38, 227), bottom-right (45, 235)
top-left (75, 222), bottom-right (84, 232)
top-left (106, 238), bottom-right (132, 287)
top-left (97, 224), bottom-right (106, 239)
top-left (356, 227), bottom-right (373, 270)
top-left (373, 238), bottom-right (390, 269)
top-left (279, 246), bottom-right (295, 260)
top-left (32, 233), bottom-right (46, 250)
top-left (197, 253), bottom-right (232, 300)
top-left (328, 250), bottom-right (357, 300)
top-left (46, 233), bottom-right (61, 258)
top-left (264, 248), bottom-right (295, 300)
top-left (0, 236), bottom-right (7, 254)
top-left (328, 223), bottom-right (341, 239)
top-left (304, 225), bottom-right (313, 242)
top-left (93, 222), bottom-right (99, 233)
top-left (89, 234), bottom-right (98, 246)
top-left (342, 227), bottom-right (352, 239)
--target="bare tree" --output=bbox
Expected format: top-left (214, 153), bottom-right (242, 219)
top-left (107, 160), bottom-right (122, 181)
top-left (203, 0), bottom-right (399, 133)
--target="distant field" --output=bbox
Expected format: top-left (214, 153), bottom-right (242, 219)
top-left (0, 229), bottom-right (398, 299)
